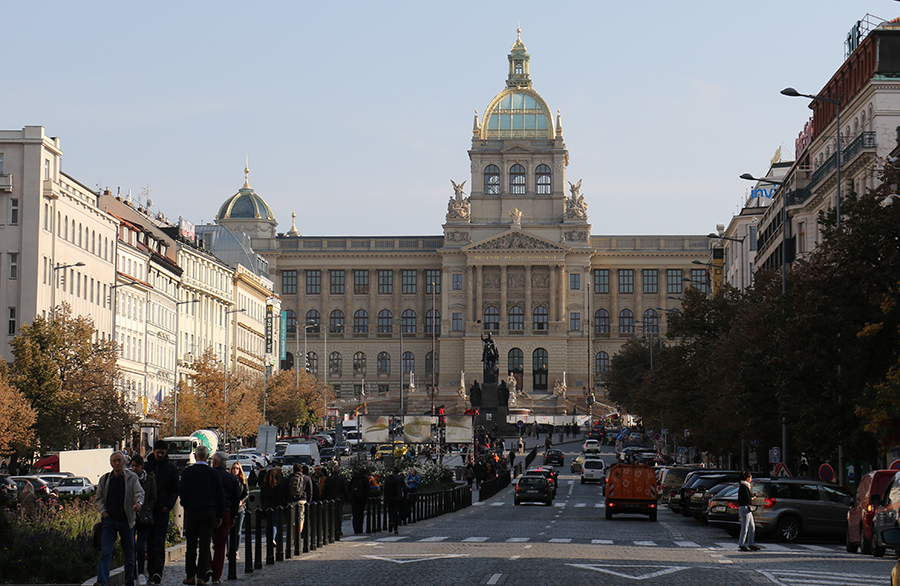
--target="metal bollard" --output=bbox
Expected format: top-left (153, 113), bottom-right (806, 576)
top-left (316, 501), bottom-right (324, 549)
top-left (244, 509), bottom-right (253, 574)
top-left (301, 502), bottom-right (310, 553)
top-left (227, 521), bottom-right (237, 580)
top-left (326, 500), bottom-right (334, 544)
top-left (254, 509), bottom-right (263, 570)
top-left (266, 508), bottom-right (275, 565)
top-left (285, 503), bottom-right (293, 559)
top-left (308, 502), bottom-right (317, 552)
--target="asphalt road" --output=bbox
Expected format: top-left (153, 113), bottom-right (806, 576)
top-left (157, 441), bottom-right (898, 586)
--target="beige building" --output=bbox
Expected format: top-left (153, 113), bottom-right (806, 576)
top-left (218, 35), bottom-right (708, 420)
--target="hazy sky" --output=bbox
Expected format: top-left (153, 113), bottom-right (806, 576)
top-left (3, 2), bottom-right (896, 236)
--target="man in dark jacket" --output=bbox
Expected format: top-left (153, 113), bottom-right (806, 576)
top-left (144, 440), bottom-right (180, 584)
top-left (210, 452), bottom-right (239, 584)
top-left (383, 467), bottom-right (408, 535)
top-left (322, 466), bottom-right (349, 539)
top-left (178, 446), bottom-right (225, 586)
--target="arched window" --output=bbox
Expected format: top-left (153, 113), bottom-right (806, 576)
top-left (284, 309), bottom-right (297, 334)
top-left (64, 216), bottom-right (68, 240)
top-left (78, 223), bottom-right (83, 247)
top-left (508, 306), bottom-right (524, 330)
top-left (532, 348), bottom-right (548, 391)
top-left (377, 309), bottom-right (393, 333)
top-left (353, 352), bottom-right (366, 375)
top-left (353, 309), bottom-right (369, 333)
top-left (402, 351), bottom-right (414, 374)
top-left (535, 164), bottom-right (551, 195)
top-left (533, 305), bottom-right (548, 330)
top-left (595, 351), bottom-right (610, 374)
top-left (509, 164), bottom-right (526, 194)
top-left (426, 351), bottom-right (438, 375)
top-left (594, 309), bottom-right (610, 335)
top-left (484, 164), bottom-right (500, 195)
top-left (508, 348), bottom-right (524, 373)
top-left (377, 352), bottom-right (391, 373)
top-left (425, 309), bottom-right (440, 333)
top-left (642, 309), bottom-right (659, 333)
top-left (619, 309), bottom-right (634, 334)
top-left (329, 352), bottom-right (342, 375)
top-left (484, 306), bottom-right (499, 330)
top-left (306, 309), bottom-right (321, 332)
top-left (401, 309), bottom-right (416, 334)
top-left (92, 231), bottom-right (96, 254)
top-left (329, 309), bottom-right (344, 333)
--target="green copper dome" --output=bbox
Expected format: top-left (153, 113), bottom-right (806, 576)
top-left (216, 164), bottom-right (275, 221)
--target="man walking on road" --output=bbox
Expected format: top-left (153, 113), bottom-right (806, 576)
top-left (144, 440), bottom-right (179, 585)
top-left (323, 466), bottom-right (350, 539)
top-left (209, 452), bottom-right (239, 584)
top-left (179, 446), bottom-right (225, 585)
top-left (95, 451), bottom-right (145, 586)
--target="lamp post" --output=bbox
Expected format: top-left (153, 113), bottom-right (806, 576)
top-left (51, 261), bottom-right (85, 316)
top-left (740, 174), bottom-right (786, 293)
top-left (301, 319), bottom-right (317, 386)
top-left (707, 233), bottom-right (746, 292)
top-left (223, 307), bottom-right (245, 450)
top-left (781, 87), bottom-right (842, 227)
top-left (397, 317), bottom-right (405, 416)
top-left (173, 296), bottom-right (200, 435)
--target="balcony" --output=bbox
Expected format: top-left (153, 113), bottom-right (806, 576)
top-left (807, 131), bottom-right (875, 192)
top-left (0, 174), bottom-right (11, 192)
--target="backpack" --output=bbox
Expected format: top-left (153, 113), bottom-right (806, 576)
top-left (289, 474), bottom-right (305, 502)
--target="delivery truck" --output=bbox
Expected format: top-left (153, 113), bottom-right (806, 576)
top-left (604, 463), bottom-right (658, 521)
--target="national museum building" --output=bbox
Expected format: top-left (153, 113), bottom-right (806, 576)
top-left (217, 34), bottom-right (708, 421)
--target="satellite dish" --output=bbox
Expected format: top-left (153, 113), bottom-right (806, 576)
top-left (146, 199), bottom-right (153, 208)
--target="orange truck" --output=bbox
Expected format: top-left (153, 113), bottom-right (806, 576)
top-left (604, 463), bottom-right (659, 521)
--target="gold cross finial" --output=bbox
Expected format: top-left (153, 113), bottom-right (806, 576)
top-left (244, 155), bottom-right (250, 187)
top-left (517, 23), bottom-right (521, 40)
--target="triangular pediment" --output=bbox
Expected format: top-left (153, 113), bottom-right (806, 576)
top-left (500, 144), bottom-right (534, 154)
top-left (464, 230), bottom-right (569, 252)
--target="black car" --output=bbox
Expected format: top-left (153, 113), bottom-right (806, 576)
top-left (0, 476), bottom-right (17, 500)
top-left (319, 447), bottom-right (337, 463)
top-left (543, 449), bottom-right (564, 467)
top-left (514, 476), bottom-right (554, 506)
top-left (682, 473), bottom-right (743, 518)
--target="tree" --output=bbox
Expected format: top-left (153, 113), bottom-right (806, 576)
top-left (0, 365), bottom-right (36, 454)
top-left (9, 304), bottom-right (132, 450)
top-left (264, 370), bottom-right (307, 431)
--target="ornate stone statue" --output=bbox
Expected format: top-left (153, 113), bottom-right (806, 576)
top-left (553, 377), bottom-right (567, 398)
top-left (458, 371), bottom-right (467, 399)
top-left (498, 380), bottom-right (510, 407)
top-left (469, 380), bottom-right (482, 408)
top-left (481, 332), bottom-right (499, 376)
top-left (446, 179), bottom-right (471, 221)
top-left (509, 208), bottom-right (523, 228)
top-left (506, 372), bottom-right (517, 393)
top-left (565, 179), bottom-right (588, 220)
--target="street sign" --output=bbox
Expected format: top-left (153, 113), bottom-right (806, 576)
top-left (818, 463), bottom-right (835, 483)
top-left (677, 447), bottom-right (686, 455)
top-left (771, 447), bottom-right (781, 463)
top-left (773, 463), bottom-right (792, 477)
top-left (662, 428), bottom-right (668, 435)
top-left (653, 433), bottom-right (662, 441)
top-left (517, 420), bottom-right (524, 428)
top-left (891, 459), bottom-right (900, 471)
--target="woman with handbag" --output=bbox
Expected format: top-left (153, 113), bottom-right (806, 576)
top-left (131, 455), bottom-right (157, 586)
top-left (228, 462), bottom-right (249, 558)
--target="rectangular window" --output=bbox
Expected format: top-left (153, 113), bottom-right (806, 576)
top-left (452, 312), bottom-right (463, 331)
top-left (282, 270), bottom-right (297, 294)
top-left (569, 312), bottom-right (581, 331)
top-left (642, 269), bottom-right (658, 294)
top-left (377, 270), bottom-right (393, 294)
top-left (378, 384), bottom-right (390, 394)
top-left (593, 269), bottom-right (609, 294)
top-left (749, 226), bottom-right (758, 251)
top-left (452, 273), bottom-right (463, 290)
top-left (330, 270), bottom-right (345, 294)
top-left (353, 270), bottom-right (369, 294)
top-left (8, 253), bottom-right (17, 280)
top-left (0, 154), bottom-right (3, 174)
top-left (569, 273), bottom-right (581, 290)
top-left (7, 307), bottom-right (15, 336)
top-left (618, 269), bottom-right (634, 294)
top-left (425, 270), bottom-right (441, 293)
top-left (667, 269), bottom-right (683, 294)
top-left (306, 270), bottom-right (321, 294)
top-left (401, 270), bottom-right (417, 294)
top-left (690, 268), bottom-right (708, 293)
top-left (9, 198), bottom-right (18, 226)
top-left (44, 159), bottom-right (50, 181)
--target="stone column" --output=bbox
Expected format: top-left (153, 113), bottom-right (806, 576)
top-left (467, 265), bottom-right (475, 323)
top-left (559, 264), bottom-right (567, 326)
top-left (368, 269), bottom-right (377, 334)
top-left (524, 265), bottom-right (532, 333)
top-left (583, 266), bottom-right (590, 335)
top-left (500, 265), bottom-right (508, 332)
top-left (635, 268), bottom-right (643, 330)
top-left (418, 269), bottom-right (427, 338)
top-left (549, 266), bottom-right (557, 323)
top-left (610, 269), bottom-right (618, 337)
top-left (441, 268), bottom-right (450, 335)
top-left (475, 265), bottom-right (483, 326)
top-left (393, 268), bottom-right (401, 333)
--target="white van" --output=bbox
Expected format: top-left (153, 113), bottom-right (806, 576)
top-left (282, 441), bottom-right (319, 466)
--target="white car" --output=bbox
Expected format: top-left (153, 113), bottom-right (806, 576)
top-left (55, 476), bottom-right (95, 495)
top-left (581, 458), bottom-right (606, 484)
top-left (582, 439), bottom-right (601, 454)
top-left (230, 452), bottom-right (264, 468)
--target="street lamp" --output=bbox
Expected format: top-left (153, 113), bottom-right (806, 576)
top-left (396, 317), bottom-right (405, 416)
top-left (51, 261), bottom-right (85, 316)
top-left (708, 233), bottom-right (746, 293)
top-left (223, 307), bottom-right (246, 450)
top-left (173, 297), bottom-right (200, 435)
top-left (740, 173), bottom-right (787, 294)
top-left (781, 87), bottom-right (842, 227)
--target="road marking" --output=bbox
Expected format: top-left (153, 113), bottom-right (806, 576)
top-left (376, 536), bottom-right (409, 542)
top-left (506, 537), bottom-right (529, 542)
top-left (574, 503), bottom-right (587, 508)
top-left (549, 538), bottom-right (572, 543)
top-left (757, 569), bottom-right (884, 585)
top-left (418, 536), bottom-right (449, 542)
top-left (509, 555), bottom-right (520, 560)
top-left (472, 502), bottom-right (485, 506)
top-left (633, 540), bottom-right (657, 546)
top-left (796, 544), bottom-right (832, 551)
top-left (363, 553), bottom-right (469, 564)
top-left (463, 537), bottom-right (489, 542)
top-left (340, 535), bottom-right (367, 541)
top-left (568, 564), bottom-right (688, 580)
top-left (674, 541), bottom-right (700, 548)
top-left (490, 502), bottom-right (505, 507)
top-left (594, 503), bottom-right (605, 508)
top-left (592, 539), bottom-right (614, 545)
top-left (554, 502), bottom-right (566, 507)
top-left (486, 574), bottom-right (503, 585)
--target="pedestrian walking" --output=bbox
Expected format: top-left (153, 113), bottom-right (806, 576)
top-left (799, 453), bottom-right (809, 478)
top-left (323, 466), bottom-right (349, 539)
top-left (17, 482), bottom-right (37, 517)
top-left (130, 455), bottom-right (156, 586)
top-left (383, 467), bottom-right (408, 534)
top-left (517, 437), bottom-right (524, 454)
top-left (464, 463), bottom-right (475, 488)
top-left (737, 471), bottom-right (761, 552)
top-left (287, 464), bottom-right (313, 536)
top-left (259, 467), bottom-right (287, 547)
top-left (227, 462), bottom-right (249, 559)
top-left (144, 440), bottom-right (179, 585)
top-left (209, 453), bottom-right (239, 584)
top-left (96, 451), bottom-right (145, 586)
top-left (406, 468), bottom-right (421, 493)
top-left (178, 446), bottom-right (225, 586)
top-left (349, 467), bottom-right (371, 535)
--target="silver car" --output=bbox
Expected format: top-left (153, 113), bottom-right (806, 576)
top-left (55, 476), bottom-right (95, 495)
top-left (749, 477), bottom-right (852, 542)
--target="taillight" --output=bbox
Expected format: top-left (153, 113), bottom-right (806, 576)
top-left (688, 490), bottom-right (695, 497)
top-left (867, 504), bottom-right (873, 513)
top-left (764, 498), bottom-right (776, 509)
top-left (727, 502), bottom-right (739, 510)
top-left (649, 503), bottom-right (656, 509)
top-left (515, 485), bottom-right (522, 493)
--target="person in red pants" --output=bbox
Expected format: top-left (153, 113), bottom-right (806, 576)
top-left (210, 452), bottom-right (240, 584)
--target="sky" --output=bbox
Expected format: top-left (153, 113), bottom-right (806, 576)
top-left (3, 1), bottom-right (898, 237)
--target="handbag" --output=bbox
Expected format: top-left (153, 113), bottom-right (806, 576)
top-left (136, 509), bottom-right (155, 528)
top-left (92, 520), bottom-right (103, 549)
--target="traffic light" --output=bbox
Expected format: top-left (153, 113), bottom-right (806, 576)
top-left (305, 352), bottom-right (312, 373)
top-left (438, 405), bottom-right (445, 427)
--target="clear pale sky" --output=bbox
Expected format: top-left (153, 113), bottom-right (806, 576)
top-left (3, 1), bottom-right (896, 236)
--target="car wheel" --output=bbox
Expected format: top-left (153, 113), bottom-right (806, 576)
top-left (545, 498), bottom-right (553, 506)
top-left (514, 498), bottom-right (520, 506)
top-left (777, 515), bottom-right (802, 543)
top-left (872, 533), bottom-right (886, 557)
top-left (605, 507), bottom-right (613, 520)
top-left (649, 509), bottom-right (657, 522)
top-left (580, 478), bottom-right (585, 484)
top-left (860, 526), bottom-right (872, 555)
top-left (846, 527), bottom-right (859, 554)
top-left (725, 526), bottom-right (740, 538)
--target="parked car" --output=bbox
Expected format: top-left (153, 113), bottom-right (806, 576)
top-left (514, 475), bottom-right (554, 506)
top-left (749, 477), bottom-right (852, 542)
top-left (870, 470), bottom-right (900, 556)
top-left (695, 481), bottom-right (738, 523)
top-left (873, 527), bottom-right (900, 585)
top-left (55, 476), bottom-right (95, 496)
top-left (37, 473), bottom-right (73, 488)
top-left (707, 485), bottom-right (742, 536)
top-left (582, 439), bottom-right (601, 454)
top-left (581, 458), bottom-right (607, 485)
top-left (847, 469), bottom-right (895, 554)
top-left (658, 467), bottom-right (693, 505)
top-left (543, 449), bottom-right (564, 467)
top-left (10, 476), bottom-right (52, 497)
top-left (681, 473), bottom-right (743, 518)
top-left (318, 447), bottom-right (337, 464)
top-left (0, 476), bottom-right (17, 500)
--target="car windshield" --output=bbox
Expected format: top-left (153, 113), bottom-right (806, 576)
top-left (58, 478), bottom-right (83, 486)
top-left (167, 440), bottom-right (194, 455)
top-left (519, 477), bottom-right (546, 486)
top-left (583, 460), bottom-right (604, 470)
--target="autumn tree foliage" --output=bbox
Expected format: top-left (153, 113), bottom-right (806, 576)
top-left (0, 366), bottom-right (36, 453)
